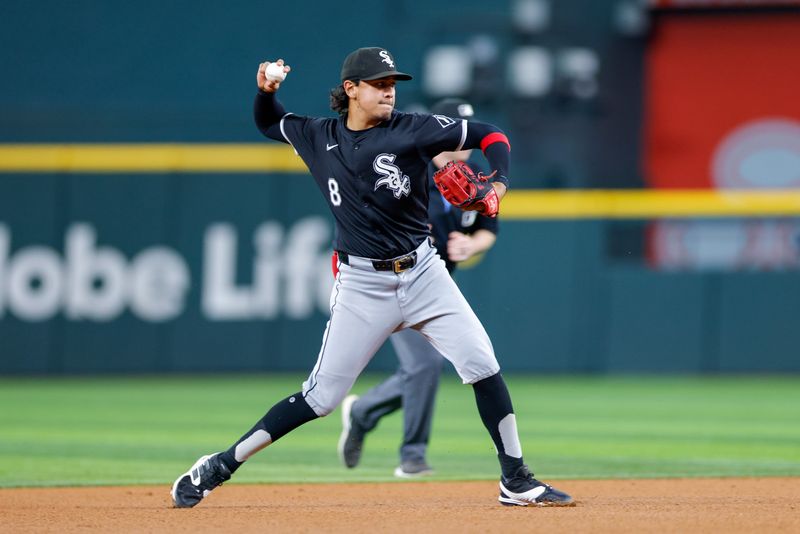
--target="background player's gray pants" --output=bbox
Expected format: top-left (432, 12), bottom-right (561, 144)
top-left (350, 329), bottom-right (444, 464)
top-left (302, 239), bottom-right (500, 417)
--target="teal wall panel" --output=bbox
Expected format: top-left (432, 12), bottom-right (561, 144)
top-left (0, 320), bottom-right (55, 373)
top-left (716, 274), bottom-right (800, 372)
top-left (0, 185), bottom-right (800, 373)
top-left (564, 222), bottom-right (610, 373)
top-left (2, 176), bottom-right (800, 374)
top-left (468, 223), bottom-right (579, 372)
top-left (604, 270), bottom-right (707, 373)
top-left (0, 1), bottom-right (795, 374)
top-left (0, 175), bottom-right (61, 371)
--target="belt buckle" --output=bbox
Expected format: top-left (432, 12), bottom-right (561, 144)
top-left (392, 253), bottom-right (415, 273)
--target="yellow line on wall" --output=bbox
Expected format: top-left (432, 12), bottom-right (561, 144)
top-left (501, 190), bottom-right (800, 219)
top-left (2, 144), bottom-right (800, 218)
top-left (0, 144), bottom-right (307, 173)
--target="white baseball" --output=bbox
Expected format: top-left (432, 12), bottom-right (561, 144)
top-left (265, 62), bottom-right (287, 82)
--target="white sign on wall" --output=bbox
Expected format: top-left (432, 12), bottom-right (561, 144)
top-left (0, 218), bottom-right (335, 322)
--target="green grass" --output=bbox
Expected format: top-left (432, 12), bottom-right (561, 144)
top-left (0, 374), bottom-right (798, 487)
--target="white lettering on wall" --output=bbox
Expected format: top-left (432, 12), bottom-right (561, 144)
top-left (130, 247), bottom-right (190, 321)
top-left (0, 223), bottom-right (190, 322)
top-left (7, 246), bottom-right (64, 321)
top-left (203, 223), bottom-right (252, 319)
top-left (0, 218), bottom-right (334, 322)
top-left (201, 217), bottom-right (333, 320)
top-left (0, 225), bottom-right (5, 317)
top-left (252, 222), bottom-right (283, 318)
top-left (283, 217), bottom-right (332, 319)
top-left (65, 224), bottom-right (128, 320)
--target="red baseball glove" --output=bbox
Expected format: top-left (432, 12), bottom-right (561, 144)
top-left (433, 161), bottom-right (499, 217)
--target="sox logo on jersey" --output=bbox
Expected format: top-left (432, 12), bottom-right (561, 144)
top-left (373, 153), bottom-right (411, 198)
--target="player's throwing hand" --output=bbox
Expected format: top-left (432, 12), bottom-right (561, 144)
top-left (258, 59), bottom-right (291, 93)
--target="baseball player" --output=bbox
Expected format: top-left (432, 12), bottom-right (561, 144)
top-left (171, 47), bottom-right (573, 508)
top-left (338, 98), bottom-right (500, 478)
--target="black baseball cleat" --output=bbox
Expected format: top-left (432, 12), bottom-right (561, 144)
top-left (171, 452), bottom-right (232, 508)
top-left (337, 394), bottom-right (366, 468)
top-left (498, 465), bottom-right (574, 507)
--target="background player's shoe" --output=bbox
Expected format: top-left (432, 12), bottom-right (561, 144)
top-left (498, 465), bottom-right (574, 507)
top-left (338, 395), bottom-right (366, 468)
top-left (171, 452), bottom-right (231, 508)
top-left (393, 460), bottom-right (434, 478)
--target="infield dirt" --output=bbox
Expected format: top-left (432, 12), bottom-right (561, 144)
top-left (2, 477), bottom-right (798, 533)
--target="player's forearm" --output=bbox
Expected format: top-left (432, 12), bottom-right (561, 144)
top-left (447, 229), bottom-right (497, 262)
top-left (254, 90), bottom-right (287, 138)
top-left (469, 229), bottom-right (497, 255)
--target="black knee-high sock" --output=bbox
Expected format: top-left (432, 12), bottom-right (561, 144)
top-left (219, 392), bottom-right (318, 474)
top-left (472, 373), bottom-right (525, 479)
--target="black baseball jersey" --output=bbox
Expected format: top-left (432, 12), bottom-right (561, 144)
top-left (426, 165), bottom-right (499, 273)
top-left (255, 91), bottom-right (508, 259)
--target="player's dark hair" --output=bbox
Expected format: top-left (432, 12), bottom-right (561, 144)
top-left (330, 81), bottom-right (358, 115)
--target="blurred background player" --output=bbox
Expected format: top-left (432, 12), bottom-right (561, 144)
top-left (338, 98), bottom-right (500, 478)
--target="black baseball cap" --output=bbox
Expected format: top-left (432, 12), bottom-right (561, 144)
top-left (430, 98), bottom-right (475, 120)
top-left (340, 47), bottom-right (413, 82)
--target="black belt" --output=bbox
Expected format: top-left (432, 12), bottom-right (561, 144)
top-left (337, 251), bottom-right (418, 273)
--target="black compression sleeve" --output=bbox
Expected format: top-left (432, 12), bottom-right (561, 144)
top-left (464, 121), bottom-right (510, 188)
top-left (472, 373), bottom-right (524, 479)
top-left (220, 392), bottom-right (318, 472)
top-left (254, 90), bottom-right (287, 140)
top-left (482, 142), bottom-right (510, 188)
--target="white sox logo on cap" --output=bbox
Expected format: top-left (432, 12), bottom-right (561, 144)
top-left (373, 153), bottom-right (411, 199)
top-left (379, 50), bottom-right (395, 68)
